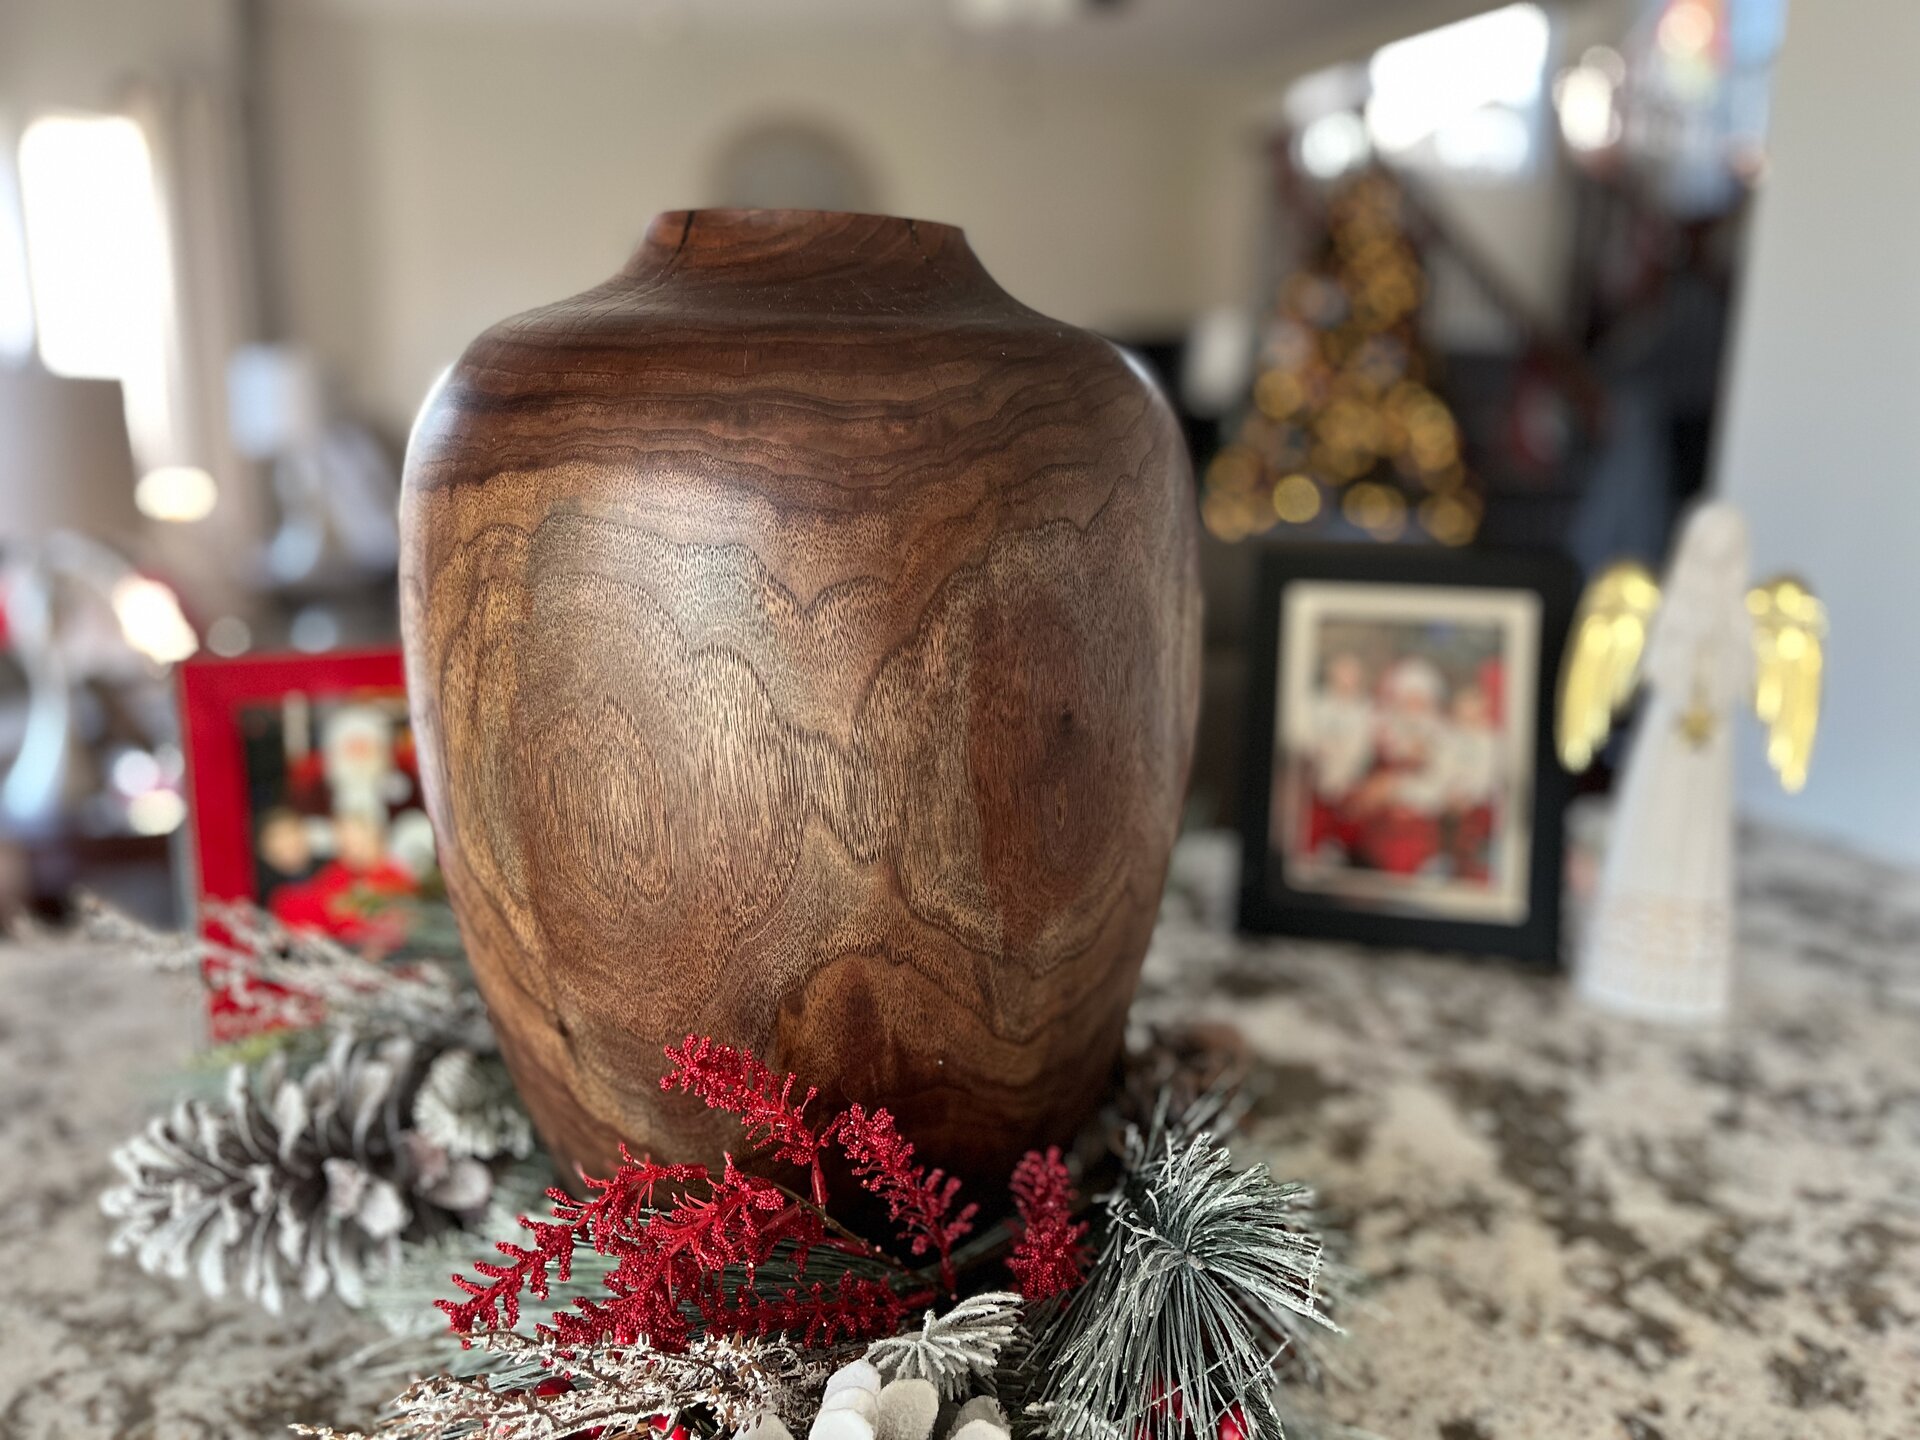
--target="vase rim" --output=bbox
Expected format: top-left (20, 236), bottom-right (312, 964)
top-left (636, 208), bottom-right (973, 266)
top-left (623, 207), bottom-right (1002, 308)
top-left (649, 207), bottom-right (964, 238)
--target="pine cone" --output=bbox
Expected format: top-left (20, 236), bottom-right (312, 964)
top-left (102, 1033), bottom-right (488, 1313)
top-left (412, 1048), bottom-right (534, 1162)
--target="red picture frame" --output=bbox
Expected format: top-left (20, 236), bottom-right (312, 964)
top-left (178, 648), bottom-right (409, 904)
top-left (177, 648), bottom-right (414, 1038)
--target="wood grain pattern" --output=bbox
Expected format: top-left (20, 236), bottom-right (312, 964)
top-left (399, 209), bottom-right (1201, 1187)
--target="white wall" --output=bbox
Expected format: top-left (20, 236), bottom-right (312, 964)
top-left (0, 0), bottom-right (238, 115)
top-left (262, 6), bottom-right (1213, 435)
top-left (1714, 0), bottom-right (1920, 865)
top-left (259, 0), bottom-right (1655, 436)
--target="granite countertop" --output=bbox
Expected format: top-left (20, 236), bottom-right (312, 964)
top-left (3, 824), bottom-right (1917, 1439)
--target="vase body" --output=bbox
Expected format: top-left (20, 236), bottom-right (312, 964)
top-left (399, 209), bottom-right (1201, 1186)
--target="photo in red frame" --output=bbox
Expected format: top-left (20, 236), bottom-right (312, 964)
top-left (178, 649), bottom-right (439, 1036)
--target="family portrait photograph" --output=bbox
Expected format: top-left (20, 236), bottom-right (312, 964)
top-left (1272, 578), bottom-right (1542, 925)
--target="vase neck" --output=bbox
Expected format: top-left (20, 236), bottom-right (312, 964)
top-left (619, 209), bottom-right (1016, 317)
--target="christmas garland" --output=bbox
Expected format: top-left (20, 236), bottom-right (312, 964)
top-left (91, 900), bottom-right (1346, 1440)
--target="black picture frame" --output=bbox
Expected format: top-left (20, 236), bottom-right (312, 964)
top-left (1237, 544), bottom-right (1577, 965)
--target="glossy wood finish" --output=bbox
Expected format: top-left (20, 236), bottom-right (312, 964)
top-left (400, 210), bottom-right (1200, 1185)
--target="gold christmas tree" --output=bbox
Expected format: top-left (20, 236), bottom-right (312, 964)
top-left (1202, 173), bottom-right (1482, 546)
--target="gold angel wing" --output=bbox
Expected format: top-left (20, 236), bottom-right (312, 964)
top-left (1747, 575), bottom-right (1826, 793)
top-left (1556, 560), bottom-right (1662, 772)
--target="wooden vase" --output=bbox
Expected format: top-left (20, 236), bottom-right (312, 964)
top-left (399, 209), bottom-right (1200, 1187)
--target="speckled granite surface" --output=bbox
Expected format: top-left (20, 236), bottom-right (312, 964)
top-left (3, 824), bottom-right (1917, 1439)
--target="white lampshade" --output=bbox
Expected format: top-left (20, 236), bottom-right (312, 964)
top-left (228, 342), bottom-right (325, 459)
top-left (0, 363), bottom-right (139, 546)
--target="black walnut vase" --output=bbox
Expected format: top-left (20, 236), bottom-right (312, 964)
top-left (400, 209), bottom-right (1201, 1185)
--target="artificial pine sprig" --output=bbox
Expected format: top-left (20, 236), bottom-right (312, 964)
top-left (831, 1104), bottom-right (978, 1292)
top-left (437, 1147), bottom-right (705, 1333)
top-left (79, 894), bottom-right (490, 1048)
top-left (659, 1036), bottom-right (979, 1289)
top-left (444, 1037), bottom-right (1013, 1360)
top-left (1026, 1124), bottom-right (1338, 1440)
top-left (865, 1291), bottom-right (1024, 1397)
top-left (546, 1159), bottom-right (846, 1352)
top-left (663, 1035), bottom-right (832, 1203)
top-left (707, 1272), bottom-right (917, 1349)
top-left (441, 1147), bottom-right (923, 1355)
top-left (294, 1330), bottom-right (825, 1440)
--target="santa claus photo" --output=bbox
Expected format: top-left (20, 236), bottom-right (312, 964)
top-left (1274, 580), bottom-right (1540, 924)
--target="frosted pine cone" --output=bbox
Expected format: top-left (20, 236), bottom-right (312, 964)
top-left (102, 1033), bottom-right (489, 1313)
top-left (411, 1048), bottom-right (534, 1161)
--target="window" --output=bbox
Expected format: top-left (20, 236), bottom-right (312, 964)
top-left (1286, 4), bottom-right (1553, 182)
top-left (15, 111), bottom-right (205, 517)
top-left (16, 114), bottom-right (170, 383)
top-left (1366, 4), bottom-right (1551, 177)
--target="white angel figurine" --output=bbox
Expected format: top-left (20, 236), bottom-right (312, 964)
top-left (1557, 501), bottom-right (1826, 1022)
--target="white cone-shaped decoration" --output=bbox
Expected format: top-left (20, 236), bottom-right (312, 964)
top-left (948, 1399), bottom-right (1006, 1434)
top-left (739, 1416), bottom-right (796, 1440)
top-left (820, 1388), bottom-right (879, 1424)
top-left (875, 1378), bottom-right (939, 1440)
top-left (822, 1360), bottom-right (883, 1402)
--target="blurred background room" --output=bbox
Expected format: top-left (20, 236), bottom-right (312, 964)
top-left (6, 7), bottom-right (1920, 1437)
top-left (0, 0), bottom-right (1911, 918)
